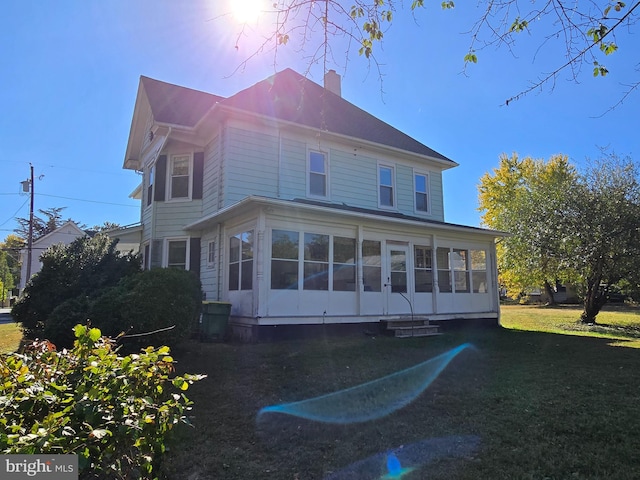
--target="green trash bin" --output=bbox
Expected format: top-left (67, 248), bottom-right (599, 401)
top-left (200, 301), bottom-right (232, 342)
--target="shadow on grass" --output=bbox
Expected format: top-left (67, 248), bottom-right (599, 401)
top-left (163, 326), bottom-right (640, 480)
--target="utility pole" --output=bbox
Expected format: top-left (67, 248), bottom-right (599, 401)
top-left (25, 163), bottom-right (34, 282)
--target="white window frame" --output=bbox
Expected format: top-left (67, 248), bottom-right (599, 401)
top-left (167, 153), bottom-right (192, 201)
top-left (164, 237), bottom-right (190, 270)
top-left (307, 149), bottom-right (329, 199)
top-left (145, 164), bottom-right (154, 209)
top-left (378, 163), bottom-right (396, 209)
top-left (413, 170), bottom-right (430, 214)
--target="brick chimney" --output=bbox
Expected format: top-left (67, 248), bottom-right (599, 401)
top-left (324, 69), bottom-right (341, 97)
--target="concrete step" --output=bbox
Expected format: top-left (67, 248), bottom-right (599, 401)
top-left (388, 324), bottom-right (441, 338)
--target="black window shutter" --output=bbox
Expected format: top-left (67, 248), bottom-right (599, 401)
top-left (192, 152), bottom-right (204, 200)
top-left (151, 239), bottom-right (163, 269)
top-left (190, 237), bottom-right (201, 276)
top-left (154, 155), bottom-right (167, 201)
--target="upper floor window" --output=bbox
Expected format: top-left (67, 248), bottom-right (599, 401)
top-left (170, 154), bottom-right (191, 200)
top-left (414, 172), bottom-right (429, 213)
top-left (308, 151), bottom-right (328, 197)
top-left (146, 165), bottom-right (154, 207)
top-left (379, 165), bottom-right (395, 208)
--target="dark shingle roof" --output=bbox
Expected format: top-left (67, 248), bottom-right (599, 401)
top-left (141, 69), bottom-right (454, 163)
top-left (141, 76), bottom-right (222, 127)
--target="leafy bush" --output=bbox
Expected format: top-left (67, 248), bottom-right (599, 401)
top-left (90, 268), bottom-right (202, 348)
top-left (0, 325), bottom-right (205, 479)
top-left (12, 234), bottom-right (141, 342)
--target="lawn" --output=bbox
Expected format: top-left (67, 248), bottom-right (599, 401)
top-left (0, 322), bottom-right (22, 354)
top-left (161, 305), bottom-right (640, 480)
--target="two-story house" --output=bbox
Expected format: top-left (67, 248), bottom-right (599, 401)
top-left (122, 68), bottom-right (503, 340)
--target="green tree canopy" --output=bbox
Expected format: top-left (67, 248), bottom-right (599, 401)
top-left (478, 153), bottom-right (578, 303)
top-left (11, 234), bottom-right (141, 341)
top-left (479, 151), bottom-right (640, 323)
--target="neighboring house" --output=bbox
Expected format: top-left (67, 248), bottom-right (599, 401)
top-left (122, 68), bottom-right (505, 340)
top-left (105, 223), bottom-right (143, 255)
top-left (18, 221), bottom-right (86, 293)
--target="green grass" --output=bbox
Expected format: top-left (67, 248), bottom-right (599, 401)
top-left (161, 306), bottom-right (640, 480)
top-left (0, 322), bottom-right (22, 354)
top-left (501, 303), bottom-right (640, 348)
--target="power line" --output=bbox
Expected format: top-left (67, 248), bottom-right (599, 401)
top-left (0, 199), bottom-right (29, 228)
top-left (35, 193), bottom-right (139, 208)
top-left (0, 192), bottom-right (140, 208)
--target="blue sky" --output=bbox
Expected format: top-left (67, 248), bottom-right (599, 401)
top-left (2, 1), bottom-right (639, 238)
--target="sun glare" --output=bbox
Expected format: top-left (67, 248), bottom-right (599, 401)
top-left (231, 0), bottom-right (264, 24)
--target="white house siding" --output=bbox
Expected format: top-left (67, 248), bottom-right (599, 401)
top-left (224, 126), bottom-right (279, 205)
top-left (200, 228), bottom-right (220, 301)
top-left (430, 173), bottom-right (444, 221)
top-left (279, 137), bottom-right (306, 199)
top-left (202, 132), bottom-right (221, 217)
top-left (330, 148), bottom-right (379, 209)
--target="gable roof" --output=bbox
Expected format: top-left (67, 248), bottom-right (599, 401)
top-left (141, 76), bottom-right (223, 127)
top-left (222, 69), bottom-right (454, 163)
top-left (139, 69), bottom-right (454, 164)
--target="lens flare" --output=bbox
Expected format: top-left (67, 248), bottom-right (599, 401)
top-left (258, 343), bottom-right (474, 424)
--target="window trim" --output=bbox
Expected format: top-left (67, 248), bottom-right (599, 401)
top-left (307, 149), bottom-right (330, 199)
top-left (413, 170), bottom-right (430, 214)
top-left (164, 237), bottom-right (190, 270)
top-left (167, 153), bottom-right (192, 201)
top-left (378, 163), bottom-right (396, 209)
top-left (145, 164), bottom-right (154, 209)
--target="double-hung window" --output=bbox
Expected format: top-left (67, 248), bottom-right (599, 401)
top-left (271, 230), bottom-right (299, 290)
top-left (169, 154), bottom-right (191, 200)
top-left (414, 246), bottom-right (433, 292)
top-left (309, 151), bottom-right (328, 197)
top-left (229, 231), bottom-right (253, 291)
top-left (414, 172), bottom-right (429, 213)
top-left (379, 165), bottom-right (395, 208)
top-left (303, 233), bottom-right (329, 290)
top-left (146, 165), bottom-right (154, 207)
top-left (471, 249), bottom-right (488, 293)
top-left (452, 249), bottom-right (470, 292)
top-left (333, 237), bottom-right (356, 291)
top-left (436, 247), bottom-right (452, 293)
top-left (362, 240), bottom-right (382, 292)
top-left (167, 239), bottom-right (188, 270)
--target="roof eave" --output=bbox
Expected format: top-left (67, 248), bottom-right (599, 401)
top-left (185, 195), bottom-right (505, 237)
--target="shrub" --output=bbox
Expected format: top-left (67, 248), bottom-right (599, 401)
top-left (90, 268), bottom-right (202, 349)
top-left (12, 234), bottom-right (141, 342)
top-left (0, 325), bottom-right (205, 479)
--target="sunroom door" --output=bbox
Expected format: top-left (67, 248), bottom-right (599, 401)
top-left (384, 244), bottom-right (412, 315)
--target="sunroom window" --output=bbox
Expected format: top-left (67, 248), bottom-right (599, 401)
top-left (414, 246), bottom-right (433, 292)
top-left (229, 231), bottom-right (253, 291)
top-left (271, 230), bottom-right (299, 290)
top-left (303, 233), bottom-right (329, 290)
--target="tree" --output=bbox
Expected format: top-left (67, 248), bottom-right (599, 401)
top-left (479, 151), bottom-right (640, 323)
top-left (0, 234), bottom-right (24, 297)
top-left (0, 251), bottom-right (14, 307)
top-left (560, 154), bottom-right (640, 323)
top-left (229, 1), bottom-right (640, 107)
top-left (478, 153), bottom-right (578, 303)
top-left (14, 206), bottom-right (83, 241)
top-left (11, 234), bottom-right (141, 343)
